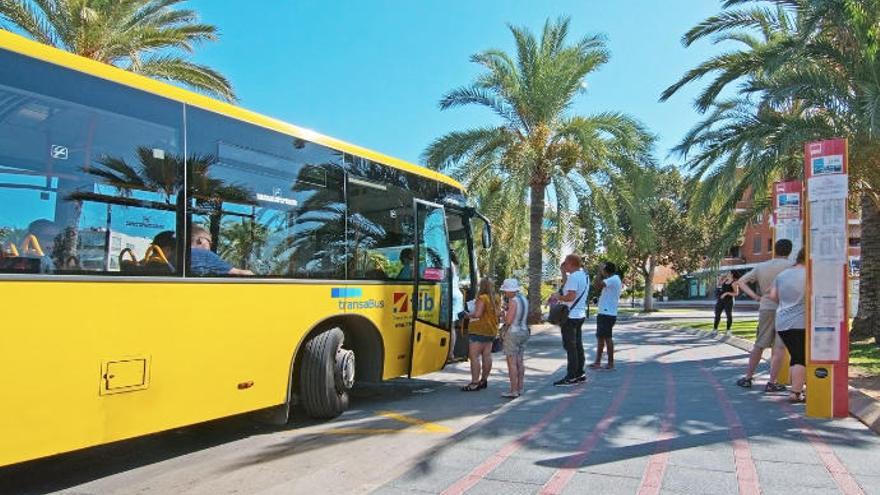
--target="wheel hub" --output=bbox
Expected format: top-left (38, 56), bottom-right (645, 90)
top-left (335, 347), bottom-right (356, 392)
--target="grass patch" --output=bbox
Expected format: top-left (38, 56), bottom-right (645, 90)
top-left (851, 337), bottom-right (880, 375)
top-left (677, 319), bottom-right (758, 341)
top-left (677, 319), bottom-right (880, 376)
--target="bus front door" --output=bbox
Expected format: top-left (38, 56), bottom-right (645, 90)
top-left (409, 200), bottom-right (452, 377)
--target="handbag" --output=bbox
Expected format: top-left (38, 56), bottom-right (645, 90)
top-left (492, 322), bottom-right (509, 353)
top-left (491, 335), bottom-right (503, 353)
top-left (548, 287), bottom-right (586, 325)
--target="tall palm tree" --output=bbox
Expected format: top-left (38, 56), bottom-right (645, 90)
top-left (664, 0), bottom-right (880, 344)
top-left (0, 0), bottom-right (235, 101)
top-left (425, 17), bottom-right (655, 322)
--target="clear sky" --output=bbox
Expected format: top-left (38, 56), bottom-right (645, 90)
top-left (186, 0), bottom-right (726, 168)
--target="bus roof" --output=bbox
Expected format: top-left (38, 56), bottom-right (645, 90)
top-left (0, 29), bottom-right (463, 191)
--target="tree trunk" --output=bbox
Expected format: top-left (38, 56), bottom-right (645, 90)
top-left (527, 182), bottom-right (547, 324)
top-left (642, 258), bottom-right (655, 312)
top-left (852, 194), bottom-right (879, 345)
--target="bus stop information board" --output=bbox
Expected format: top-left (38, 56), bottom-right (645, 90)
top-left (772, 180), bottom-right (803, 258)
top-left (804, 138), bottom-right (849, 418)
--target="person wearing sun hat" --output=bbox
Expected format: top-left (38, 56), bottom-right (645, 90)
top-left (500, 278), bottom-right (530, 398)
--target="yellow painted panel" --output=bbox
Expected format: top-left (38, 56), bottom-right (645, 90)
top-left (0, 30), bottom-right (463, 191)
top-left (805, 364), bottom-right (833, 418)
top-left (0, 280), bottom-right (446, 466)
top-left (410, 321), bottom-right (450, 377)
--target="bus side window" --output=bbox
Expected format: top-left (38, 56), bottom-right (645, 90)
top-left (186, 108), bottom-right (346, 279)
top-left (0, 50), bottom-right (183, 276)
top-left (345, 157), bottom-right (416, 281)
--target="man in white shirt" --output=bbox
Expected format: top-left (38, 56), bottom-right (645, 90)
top-left (553, 254), bottom-right (590, 386)
top-left (590, 262), bottom-right (622, 370)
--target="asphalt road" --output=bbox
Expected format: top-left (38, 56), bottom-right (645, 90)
top-left (2, 312), bottom-right (879, 495)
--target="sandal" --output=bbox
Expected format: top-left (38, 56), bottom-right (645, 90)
top-left (736, 377), bottom-right (753, 388)
top-left (478, 379), bottom-right (488, 390)
top-left (461, 382), bottom-right (481, 392)
top-left (501, 392), bottom-right (520, 399)
top-left (789, 391), bottom-right (805, 403)
top-left (588, 363), bottom-right (602, 370)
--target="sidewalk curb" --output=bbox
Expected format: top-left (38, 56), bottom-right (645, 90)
top-left (644, 322), bottom-right (880, 436)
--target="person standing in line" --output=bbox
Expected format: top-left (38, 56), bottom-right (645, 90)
top-left (734, 239), bottom-right (793, 392)
top-left (767, 248), bottom-right (807, 402)
top-left (553, 254), bottom-right (590, 386)
top-left (448, 250), bottom-right (466, 363)
top-left (713, 272), bottom-right (740, 334)
top-left (461, 277), bottom-right (498, 392)
top-left (590, 262), bottom-right (622, 370)
top-left (499, 278), bottom-right (529, 399)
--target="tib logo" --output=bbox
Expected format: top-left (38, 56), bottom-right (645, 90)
top-left (393, 293), bottom-right (409, 313)
top-left (392, 291), bottom-right (435, 314)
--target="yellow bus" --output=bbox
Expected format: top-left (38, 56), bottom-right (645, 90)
top-left (0, 30), bottom-right (490, 467)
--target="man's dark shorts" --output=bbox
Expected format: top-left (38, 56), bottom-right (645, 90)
top-left (596, 314), bottom-right (617, 338)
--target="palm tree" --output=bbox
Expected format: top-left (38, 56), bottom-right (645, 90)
top-left (425, 17), bottom-right (655, 322)
top-left (663, 0), bottom-right (880, 344)
top-left (0, 0), bottom-right (235, 101)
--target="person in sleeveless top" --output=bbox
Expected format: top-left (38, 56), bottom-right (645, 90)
top-left (500, 278), bottom-right (530, 398)
top-left (461, 277), bottom-right (498, 392)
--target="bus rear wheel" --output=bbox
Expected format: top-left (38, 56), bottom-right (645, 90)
top-left (300, 327), bottom-right (354, 418)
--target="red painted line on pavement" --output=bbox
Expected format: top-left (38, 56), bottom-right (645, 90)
top-left (699, 367), bottom-right (761, 495)
top-left (636, 365), bottom-right (676, 495)
top-left (439, 376), bottom-right (592, 495)
top-left (779, 402), bottom-right (866, 495)
top-left (539, 367), bottom-right (636, 495)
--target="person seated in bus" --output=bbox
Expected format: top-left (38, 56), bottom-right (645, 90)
top-left (396, 247), bottom-right (414, 280)
top-left (148, 230), bottom-right (177, 273)
top-left (24, 219), bottom-right (61, 273)
top-left (190, 225), bottom-right (254, 276)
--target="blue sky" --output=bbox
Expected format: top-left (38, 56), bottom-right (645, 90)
top-left (187, 0), bottom-right (727, 168)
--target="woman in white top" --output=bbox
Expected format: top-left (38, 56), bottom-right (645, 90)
top-left (500, 278), bottom-right (529, 398)
top-left (768, 248), bottom-right (807, 402)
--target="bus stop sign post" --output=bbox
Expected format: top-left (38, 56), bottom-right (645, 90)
top-left (804, 138), bottom-right (850, 419)
top-left (771, 179), bottom-right (804, 386)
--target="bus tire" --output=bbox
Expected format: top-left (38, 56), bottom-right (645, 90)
top-left (301, 327), bottom-right (354, 419)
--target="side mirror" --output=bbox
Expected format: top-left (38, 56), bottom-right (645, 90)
top-left (481, 222), bottom-right (492, 249)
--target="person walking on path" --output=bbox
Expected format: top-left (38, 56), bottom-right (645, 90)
top-left (499, 278), bottom-right (530, 399)
top-left (590, 262), bottom-right (622, 370)
top-left (734, 238), bottom-right (793, 392)
top-left (713, 272), bottom-right (740, 334)
top-left (553, 254), bottom-right (590, 386)
top-left (768, 249), bottom-right (807, 402)
top-left (461, 277), bottom-right (499, 392)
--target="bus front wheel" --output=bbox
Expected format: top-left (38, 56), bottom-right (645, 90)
top-left (301, 327), bottom-right (354, 418)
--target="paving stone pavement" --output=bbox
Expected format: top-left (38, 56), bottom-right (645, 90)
top-left (373, 319), bottom-right (880, 495)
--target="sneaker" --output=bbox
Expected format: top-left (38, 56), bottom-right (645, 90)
top-left (553, 377), bottom-right (577, 386)
top-left (764, 382), bottom-right (787, 393)
top-left (574, 374), bottom-right (587, 383)
top-left (736, 377), bottom-right (753, 388)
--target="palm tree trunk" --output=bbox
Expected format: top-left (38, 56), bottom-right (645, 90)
top-left (642, 257), bottom-right (655, 312)
top-left (852, 194), bottom-right (879, 345)
top-left (527, 182), bottom-right (547, 323)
